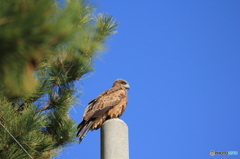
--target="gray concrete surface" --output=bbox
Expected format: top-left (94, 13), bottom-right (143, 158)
top-left (101, 118), bottom-right (129, 159)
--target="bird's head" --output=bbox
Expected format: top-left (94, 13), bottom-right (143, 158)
top-left (113, 79), bottom-right (130, 89)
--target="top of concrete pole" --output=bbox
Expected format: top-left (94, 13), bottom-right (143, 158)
top-left (101, 118), bottom-right (129, 159)
top-left (102, 118), bottom-right (126, 126)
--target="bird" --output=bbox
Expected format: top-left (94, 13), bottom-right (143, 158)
top-left (76, 79), bottom-right (130, 142)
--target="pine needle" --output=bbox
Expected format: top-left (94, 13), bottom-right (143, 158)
top-left (0, 122), bottom-right (34, 159)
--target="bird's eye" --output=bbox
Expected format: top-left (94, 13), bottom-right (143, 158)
top-left (121, 81), bottom-right (126, 84)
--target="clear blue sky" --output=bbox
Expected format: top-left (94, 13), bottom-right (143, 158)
top-left (56, 0), bottom-right (240, 159)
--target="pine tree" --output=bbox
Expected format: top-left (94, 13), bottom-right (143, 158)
top-left (0, 0), bottom-right (118, 158)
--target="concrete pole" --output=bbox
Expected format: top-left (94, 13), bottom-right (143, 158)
top-left (101, 118), bottom-right (129, 159)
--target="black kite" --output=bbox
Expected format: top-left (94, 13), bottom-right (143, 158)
top-left (76, 79), bottom-right (130, 142)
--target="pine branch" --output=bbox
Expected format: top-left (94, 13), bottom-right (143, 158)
top-left (0, 0), bottom-right (118, 158)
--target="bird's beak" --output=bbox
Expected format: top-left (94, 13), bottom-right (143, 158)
top-left (125, 84), bottom-right (130, 90)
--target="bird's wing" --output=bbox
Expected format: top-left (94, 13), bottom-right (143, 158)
top-left (83, 88), bottom-right (127, 121)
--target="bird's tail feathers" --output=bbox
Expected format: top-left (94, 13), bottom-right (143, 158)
top-left (76, 120), bottom-right (93, 143)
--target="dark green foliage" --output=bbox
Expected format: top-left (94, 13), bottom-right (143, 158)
top-left (0, 0), bottom-right (117, 158)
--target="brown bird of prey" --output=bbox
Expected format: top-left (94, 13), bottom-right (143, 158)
top-left (76, 79), bottom-right (130, 142)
